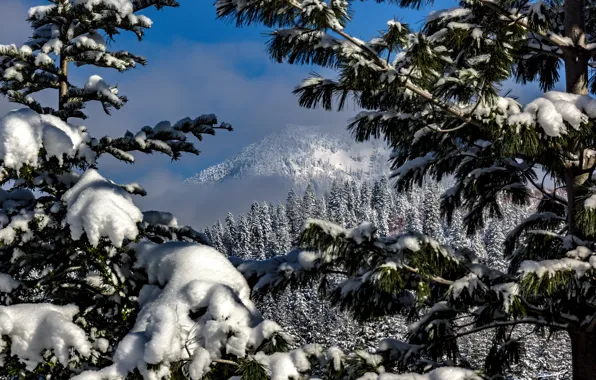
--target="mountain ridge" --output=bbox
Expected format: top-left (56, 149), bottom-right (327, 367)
top-left (184, 125), bottom-right (392, 192)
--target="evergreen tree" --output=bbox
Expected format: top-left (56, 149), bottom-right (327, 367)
top-left (301, 183), bottom-right (317, 226)
top-left (314, 195), bottom-right (327, 220)
top-left (248, 201), bottom-right (266, 259)
top-left (261, 201), bottom-right (276, 258)
top-left (224, 212), bottom-right (237, 255)
top-left (275, 203), bottom-right (292, 253)
top-left (218, 0), bottom-right (596, 377)
top-left (328, 180), bottom-right (347, 226)
top-left (372, 177), bottom-right (391, 236)
top-left (211, 220), bottom-right (226, 253)
top-left (236, 214), bottom-right (252, 259)
top-left (357, 181), bottom-right (373, 222)
top-left (422, 183), bottom-right (445, 243)
top-left (286, 188), bottom-right (301, 238)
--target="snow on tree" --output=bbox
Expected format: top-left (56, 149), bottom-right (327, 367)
top-left (357, 181), bottom-right (373, 223)
top-left (300, 183), bottom-right (317, 228)
top-left (216, 0), bottom-right (596, 377)
top-left (422, 182), bottom-right (446, 244)
top-left (275, 203), bottom-right (292, 254)
top-left (285, 188), bottom-right (301, 238)
top-left (223, 212), bottom-right (236, 255)
top-left (260, 201), bottom-right (276, 258)
top-left (236, 214), bottom-right (252, 259)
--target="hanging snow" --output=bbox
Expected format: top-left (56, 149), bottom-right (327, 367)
top-left (62, 169), bottom-right (143, 247)
top-left (74, 241), bottom-right (290, 380)
top-left (0, 108), bottom-right (90, 170)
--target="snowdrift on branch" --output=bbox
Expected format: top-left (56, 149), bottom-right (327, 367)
top-left (0, 108), bottom-right (92, 169)
top-left (62, 169), bottom-right (143, 247)
top-left (75, 242), bottom-right (292, 380)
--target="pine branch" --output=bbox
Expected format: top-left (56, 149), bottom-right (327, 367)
top-left (281, 0), bottom-right (484, 129)
top-left (477, 0), bottom-right (572, 50)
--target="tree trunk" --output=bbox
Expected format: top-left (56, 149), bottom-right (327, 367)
top-left (564, 0), bottom-right (588, 95)
top-left (569, 331), bottom-right (596, 380)
top-left (59, 54), bottom-right (68, 113)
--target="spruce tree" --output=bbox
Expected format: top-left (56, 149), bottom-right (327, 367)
top-left (217, 0), bottom-right (596, 378)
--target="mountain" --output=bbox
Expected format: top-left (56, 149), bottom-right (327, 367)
top-left (184, 125), bottom-right (392, 192)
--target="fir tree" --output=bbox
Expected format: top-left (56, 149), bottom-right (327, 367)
top-left (218, 0), bottom-right (596, 377)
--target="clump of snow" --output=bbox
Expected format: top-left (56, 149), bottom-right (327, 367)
top-left (237, 249), bottom-right (321, 292)
top-left (0, 273), bottom-right (20, 293)
top-left (348, 221), bottom-right (375, 244)
top-left (519, 258), bottom-right (593, 279)
top-left (71, 31), bottom-right (106, 52)
top-left (74, 242), bottom-right (289, 380)
top-left (370, 367), bottom-right (482, 380)
top-left (508, 91), bottom-right (596, 137)
top-left (0, 304), bottom-right (91, 370)
top-left (491, 282), bottom-right (520, 313)
top-left (449, 273), bottom-right (485, 299)
top-left (585, 194), bottom-right (596, 209)
top-left (393, 153), bottom-right (435, 178)
top-left (73, 0), bottom-right (134, 17)
top-left (62, 169), bottom-right (143, 247)
top-left (84, 75), bottom-right (123, 107)
top-left (0, 108), bottom-right (91, 170)
top-left (142, 211), bottom-right (178, 228)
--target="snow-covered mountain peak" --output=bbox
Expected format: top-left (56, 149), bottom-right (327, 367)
top-left (184, 125), bottom-right (391, 190)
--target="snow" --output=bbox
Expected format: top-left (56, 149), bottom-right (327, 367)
top-left (0, 273), bottom-right (20, 293)
top-left (491, 282), bottom-right (520, 313)
top-left (84, 75), bottom-right (123, 107)
top-left (508, 91), bottom-right (596, 137)
top-left (519, 258), bottom-right (593, 279)
top-left (236, 249), bottom-right (321, 292)
top-left (449, 273), bottom-right (485, 299)
top-left (371, 367), bottom-right (482, 380)
top-left (73, 0), bottom-right (134, 17)
top-left (142, 211), bottom-right (179, 228)
top-left (184, 125), bottom-right (390, 189)
top-left (0, 108), bottom-right (90, 170)
top-left (62, 169), bottom-right (143, 247)
top-left (393, 153), bottom-right (435, 178)
top-left (28, 4), bottom-right (56, 20)
top-left (72, 31), bottom-right (106, 52)
top-left (75, 241), bottom-right (291, 380)
top-left (348, 221), bottom-right (375, 243)
top-left (585, 194), bottom-right (596, 209)
top-left (0, 304), bottom-right (91, 370)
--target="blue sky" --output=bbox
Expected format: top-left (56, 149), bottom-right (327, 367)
top-left (0, 0), bottom-right (545, 228)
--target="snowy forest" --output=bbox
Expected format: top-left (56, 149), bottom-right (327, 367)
top-left (2, 0), bottom-right (596, 379)
top-left (204, 181), bottom-right (572, 378)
